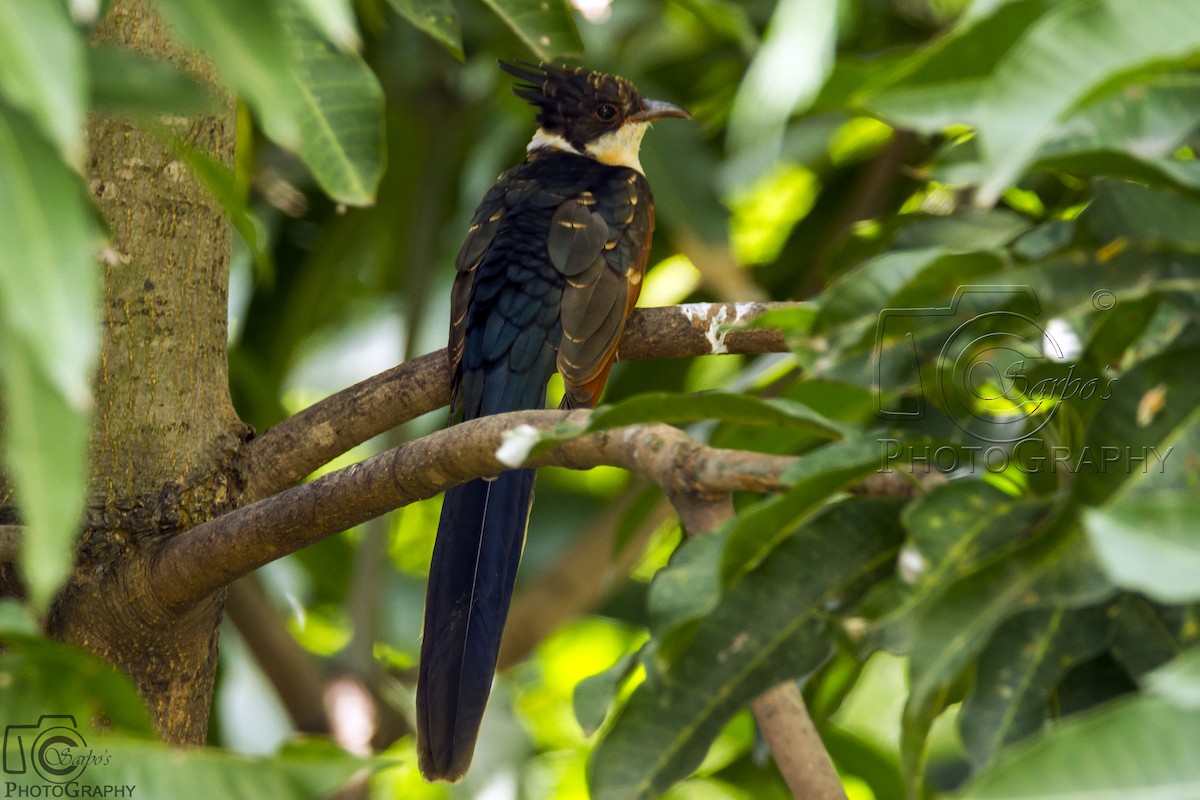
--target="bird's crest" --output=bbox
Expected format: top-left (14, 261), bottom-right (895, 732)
top-left (499, 61), bottom-right (644, 150)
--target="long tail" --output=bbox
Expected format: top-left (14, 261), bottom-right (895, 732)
top-left (416, 468), bottom-right (535, 781)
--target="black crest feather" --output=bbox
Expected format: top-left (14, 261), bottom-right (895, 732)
top-left (498, 60), bottom-right (643, 150)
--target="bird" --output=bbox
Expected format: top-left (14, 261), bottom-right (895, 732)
top-left (416, 61), bottom-right (690, 782)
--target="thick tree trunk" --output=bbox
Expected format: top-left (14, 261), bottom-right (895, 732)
top-left (46, 0), bottom-right (246, 745)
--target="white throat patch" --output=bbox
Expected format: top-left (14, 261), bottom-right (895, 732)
top-left (526, 123), bottom-right (649, 175)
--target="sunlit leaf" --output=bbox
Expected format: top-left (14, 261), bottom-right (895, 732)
top-left (295, 0), bottom-right (360, 51)
top-left (1085, 494), bottom-right (1200, 603)
top-left (971, 0), bottom-right (1200, 205)
top-left (958, 694), bottom-right (1200, 799)
top-left (284, 4), bottom-right (385, 205)
top-left (155, 0), bottom-right (301, 147)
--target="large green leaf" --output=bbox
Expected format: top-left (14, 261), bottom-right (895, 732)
top-left (476, 0), bottom-right (582, 60)
top-left (590, 499), bottom-right (904, 800)
top-left (958, 693), bottom-right (1200, 799)
top-left (385, 0), bottom-right (463, 61)
top-left (155, 0), bottom-right (301, 147)
top-left (0, 0), bottom-right (85, 166)
top-left (958, 605), bottom-right (1111, 770)
top-left (284, 4), bottom-right (385, 205)
top-left (868, 482), bottom-right (1048, 652)
top-left (902, 528), bottom-right (1113, 790)
top-left (295, 0), bottom-right (360, 51)
top-left (1085, 494), bottom-right (1200, 603)
top-left (721, 435), bottom-right (886, 584)
top-left (0, 634), bottom-right (155, 736)
top-left (970, 0), bottom-right (1200, 205)
top-left (0, 104), bottom-right (99, 608)
top-left (726, 0), bottom-right (839, 153)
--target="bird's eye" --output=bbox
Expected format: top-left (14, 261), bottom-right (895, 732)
top-left (596, 103), bottom-right (618, 121)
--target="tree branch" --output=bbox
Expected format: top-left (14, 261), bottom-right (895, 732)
top-left (238, 302), bottom-right (793, 501)
top-left (151, 409), bottom-right (795, 614)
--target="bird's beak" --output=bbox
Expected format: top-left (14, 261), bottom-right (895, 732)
top-left (630, 98), bottom-right (691, 123)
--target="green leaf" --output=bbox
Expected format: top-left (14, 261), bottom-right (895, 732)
top-left (0, 634), bottom-right (155, 736)
top-left (0, 104), bottom-right (99, 608)
top-left (868, 481), bottom-right (1048, 651)
top-left (87, 45), bottom-right (216, 117)
top-left (1145, 646), bottom-right (1200, 710)
top-left (0, 0), bottom-right (86, 166)
top-left (722, 436), bottom-right (885, 584)
top-left (902, 527), bottom-right (1113, 790)
top-left (815, 249), bottom-right (1006, 338)
top-left (1085, 494), bottom-right (1200, 603)
top-left (958, 694), bottom-right (1200, 799)
top-left (385, 0), bottom-right (463, 61)
top-left (647, 524), bottom-right (728, 643)
top-left (1, 635), bottom-right (384, 797)
top-left (958, 605), bottom-right (1111, 770)
top-left (1082, 181), bottom-right (1200, 252)
top-left (284, 4), bottom-right (385, 205)
top-left (575, 650), bottom-right (639, 736)
top-left (970, 0), bottom-right (1200, 205)
top-left (1110, 595), bottom-right (1200, 679)
top-left (727, 0), bottom-right (839, 153)
top-left (295, 0), bottom-right (360, 51)
top-left (587, 391), bottom-right (850, 439)
top-left (1071, 346), bottom-right (1200, 507)
top-left (590, 500), bottom-right (903, 800)
top-left (476, 0), bottom-right (582, 60)
top-left (155, 0), bottom-right (301, 147)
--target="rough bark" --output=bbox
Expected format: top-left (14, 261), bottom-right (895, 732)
top-left (46, 0), bottom-right (246, 746)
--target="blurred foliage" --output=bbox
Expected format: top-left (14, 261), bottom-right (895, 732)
top-left (1, 0), bottom-right (1199, 797)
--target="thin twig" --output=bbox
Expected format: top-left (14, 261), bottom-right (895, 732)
top-left (151, 409), bottom-right (795, 614)
top-left (238, 302), bottom-right (794, 501)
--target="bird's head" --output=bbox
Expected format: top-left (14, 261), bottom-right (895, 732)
top-left (500, 61), bottom-right (690, 174)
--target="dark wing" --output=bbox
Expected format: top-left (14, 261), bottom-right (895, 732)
top-left (449, 175), bottom-right (511, 419)
top-left (552, 171), bottom-right (654, 408)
